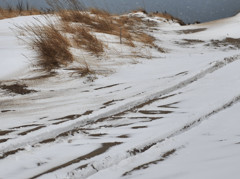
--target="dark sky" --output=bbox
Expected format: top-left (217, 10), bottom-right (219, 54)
top-left (1, 0), bottom-right (240, 23)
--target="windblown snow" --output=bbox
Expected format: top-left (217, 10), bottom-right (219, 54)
top-left (0, 12), bottom-right (240, 179)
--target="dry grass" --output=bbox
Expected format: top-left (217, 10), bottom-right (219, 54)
top-left (135, 33), bottom-right (155, 46)
top-left (89, 8), bottom-right (111, 17)
top-left (58, 8), bottom-right (114, 33)
top-left (72, 26), bottom-right (104, 55)
top-left (68, 62), bottom-right (94, 77)
top-left (59, 17), bottom-right (104, 55)
top-left (16, 0), bottom-right (163, 73)
top-left (150, 12), bottom-right (185, 25)
top-left (55, 0), bottom-right (158, 48)
top-left (18, 18), bottom-right (73, 71)
top-left (59, 10), bottom-right (92, 24)
top-left (59, 10), bottom-right (135, 47)
top-left (33, 25), bottom-right (73, 70)
top-left (55, 0), bottom-right (135, 46)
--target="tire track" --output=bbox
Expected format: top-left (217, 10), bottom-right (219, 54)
top-left (65, 84), bottom-right (240, 179)
top-left (19, 55), bottom-right (240, 178)
top-left (0, 54), bottom-right (239, 163)
top-left (30, 142), bottom-right (122, 179)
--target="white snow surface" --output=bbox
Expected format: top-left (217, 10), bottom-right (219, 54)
top-left (0, 15), bottom-right (45, 80)
top-left (0, 12), bottom-right (240, 179)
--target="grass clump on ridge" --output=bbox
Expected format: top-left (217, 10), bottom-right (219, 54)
top-left (18, 18), bottom-right (73, 71)
top-left (72, 27), bottom-right (104, 56)
top-left (17, 0), bottom-right (161, 73)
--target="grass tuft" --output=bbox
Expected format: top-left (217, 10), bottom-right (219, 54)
top-left (150, 12), bottom-right (185, 25)
top-left (16, 0), bottom-right (166, 74)
top-left (73, 26), bottom-right (104, 55)
top-left (18, 18), bottom-right (73, 71)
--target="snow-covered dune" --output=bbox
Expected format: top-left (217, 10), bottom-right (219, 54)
top-left (0, 12), bottom-right (240, 179)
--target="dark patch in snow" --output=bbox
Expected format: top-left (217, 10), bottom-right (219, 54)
top-left (130, 95), bottom-right (163, 110)
top-left (37, 162), bottom-right (47, 167)
top-left (0, 130), bottom-right (13, 136)
top-left (18, 126), bottom-right (45, 136)
top-left (30, 142), bottom-right (122, 179)
top-left (10, 124), bottom-right (41, 129)
top-left (176, 28), bottom-right (207, 34)
top-left (176, 39), bottom-right (204, 46)
top-left (0, 138), bottom-right (9, 143)
top-left (138, 110), bottom-right (173, 115)
top-left (159, 72), bottom-right (188, 80)
top-left (174, 71), bottom-right (188, 76)
top-left (128, 117), bottom-right (162, 122)
top-left (124, 86), bottom-right (132, 90)
top-left (94, 83), bottom-right (120, 90)
top-left (95, 117), bottom-right (109, 123)
top-left (117, 135), bottom-right (130, 138)
top-left (0, 148), bottom-right (24, 159)
top-left (76, 163), bottom-right (89, 170)
top-left (206, 38), bottom-right (240, 49)
top-left (219, 139), bottom-right (227, 142)
top-left (39, 138), bottom-right (56, 144)
top-left (103, 100), bottom-right (117, 106)
top-left (56, 128), bottom-right (82, 138)
top-left (81, 90), bottom-right (90, 92)
top-left (0, 83), bottom-right (37, 95)
top-left (82, 110), bottom-right (94, 116)
top-left (56, 127), bottom-right (96, 138)
top-left (1, 109), bottom-right (16, 113)
top-left (52, 120), bottom-right (68, 125)
top-left (100, 123), bottom-right (134, 128)
top-left (123, 149), bottom-right (176, 176)
top-left (89, 133), bottom-right (108, 137)
top-left (100, 99), bottom-right (124, 109)
top-left (158, 102), bottom-right (179, 108)
top-left (50, 114), bottom-right (83, 122)
top-left (50, 111), bottom-right (93, 124)
top-left (129, 140), bottom-right (164, 156)
top-left (131, 126), bottom-right (148, 129)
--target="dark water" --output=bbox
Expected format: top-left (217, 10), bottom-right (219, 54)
top-left (1, 0), bottom-right (240, 23)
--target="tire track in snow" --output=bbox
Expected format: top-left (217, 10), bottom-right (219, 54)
top-left (21, 55), bottom-right (240, 178)
top-left (101, 96), bottom-right (240, 178)
top-left (63, 93), bottom-right (240, 179)
top-left (63, 69), bottom-right (240, 179)
top-left (30, 142), bottom-right (122, 179)
top-left (0, 54), bottom-right (239, 160)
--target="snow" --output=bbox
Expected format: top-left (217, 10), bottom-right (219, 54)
top-left (122, 102), bottom-right (240, 179)
top-left (0, 12), bottom-right (240, 179)
top-left (0, 16), bottom-right (39, 80)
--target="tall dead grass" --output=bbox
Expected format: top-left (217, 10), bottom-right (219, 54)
top-left (54, 0), bottom-right (158, 48)
top-left (17, 0), bottom-right (161, 73)
top-left (150, 12), bottom-right (185, 25)
top-left (72, 26), bottom-right (104, 55)
top-left (18, 18), bottom-right (73, 71)
top-left (52, 0), bottom-right (134, 46)
top-left (59, 10), bottom-right (135, 47)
